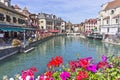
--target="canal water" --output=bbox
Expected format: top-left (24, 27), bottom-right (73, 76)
top-left (0, 36), bottom-right (120, 79)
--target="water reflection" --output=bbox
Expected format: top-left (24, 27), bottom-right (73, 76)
top-left (0, 36), bottom-right (120, 79)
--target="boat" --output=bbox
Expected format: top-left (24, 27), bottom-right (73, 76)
top-left (86, 33), bottom-right (103, 40)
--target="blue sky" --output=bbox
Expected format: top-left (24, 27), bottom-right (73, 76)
top-left (11, 0), bottom-right (111, 24)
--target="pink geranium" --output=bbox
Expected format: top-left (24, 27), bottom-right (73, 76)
top-left (60, 71), bottom-right (70, 80)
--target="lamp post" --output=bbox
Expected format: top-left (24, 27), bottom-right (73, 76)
top-left (23, 29), bottom-right (26, 47)
top-left (118, 14), bottom-right (120, 33)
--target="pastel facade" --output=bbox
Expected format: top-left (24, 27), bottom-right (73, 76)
top-left (38, 13), bottom-right (65, 31)
top-left (84, 19), bottom-right (97, 33)
top-left (98, 0), bottom-right (120, 35)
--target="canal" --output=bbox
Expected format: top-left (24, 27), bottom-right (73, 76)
top-left (0, 36), bottom-right (120, 79)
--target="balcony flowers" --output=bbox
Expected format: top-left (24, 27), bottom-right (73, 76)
top-left (12, 39), bottom-right (21, 46)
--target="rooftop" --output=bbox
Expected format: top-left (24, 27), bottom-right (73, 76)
top-left (104, 0), bottom-right (120, 10)
top-left (0, 2), bottom-right (27, 17)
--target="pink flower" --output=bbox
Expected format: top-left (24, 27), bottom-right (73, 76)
top-left (60, 71), bottom-right (70, 80)
top-left (87, 64), bottom-right (97, 73)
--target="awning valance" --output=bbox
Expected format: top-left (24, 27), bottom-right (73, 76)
top-left (23, 27), bottom-right (36, 31)
top-left (0, 27), bottom-right (24, 32)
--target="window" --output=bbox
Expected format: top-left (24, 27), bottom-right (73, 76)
top-left (0, 13), bottom-right (4, 21)
top-left (18, 18), bottom-right (25, 24)
top-left (41, 26), bottom-right (44, 29)
top-left (107, 28), bottom-right (109, 32)
top-left (106, 20), bottom-right (109, 24)
top-left (116, 19), bottom-right (118, 23)
top-left (13, 17), bottom-right (17, 23)
top-left (5, 2), bottom-right (8, 6)
top-left (111, 10), bottom-right (114, 14)
top-left (41, 21), bottom-right (43, 23)
top-left (6, 15), bottom-right (11, 22)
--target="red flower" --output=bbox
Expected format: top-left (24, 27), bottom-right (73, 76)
top-left (47, 56), bottom-right (63, 68)
top-left (45, 71), bottom-right (53, 77)
top-left (76, 71), bottom-right (88, 80)
top-left (29, 66), bottom-right (38, 72)
top-left (97, 61), bottom-right (108, 69)
top-left (79, 58), bottom-right (89, 68)
top-left (69, 60), bottom-right (80, 72)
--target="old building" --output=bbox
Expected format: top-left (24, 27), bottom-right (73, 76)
top-left (38, 13), bottom-right (65, 32)
top-left (98, 0), bottom-right (120, 35)
top-left (72, 24), bottom-right (81, 32)
top-left (0, 1), bottom-right (27, 41)
top-left (84, 19), bottom-right (97, 34)
top-left (79, 22), bottom-right (85, 33)
top-left (65, 21), bottom-right (72, 33)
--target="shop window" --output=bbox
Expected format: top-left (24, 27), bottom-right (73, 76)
top-left (0, 13), bottom-right (5, 21)
top-left (6, 15), bottom-right (11, 22)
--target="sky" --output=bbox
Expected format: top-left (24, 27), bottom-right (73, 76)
top-left (11, 0), bottom-right (112, 24)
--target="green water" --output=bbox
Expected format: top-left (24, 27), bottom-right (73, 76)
top-left (0, 36), bottom-right (120, 79)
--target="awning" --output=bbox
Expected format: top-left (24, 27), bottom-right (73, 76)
top-left (0, 27), bottom-right (24, 32)
top-left (49, 30), bottom-right (60, 33)
top-left (23, 27), bottom-right (36, 31)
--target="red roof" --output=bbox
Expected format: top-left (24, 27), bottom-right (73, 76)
top-left (85, 19), bottom-right (97, 24)
top-left (104, 0), bottom-right (120, 10)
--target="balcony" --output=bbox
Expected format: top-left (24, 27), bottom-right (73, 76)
top-left (101, 24), bottom-right (120, 28)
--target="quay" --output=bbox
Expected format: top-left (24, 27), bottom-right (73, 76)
top-left (67, 33), bottom-right (86, 39)
top-left (0, 34), bottom-right (66, 60)
top-left (67, 33), bottom-right (81, 36)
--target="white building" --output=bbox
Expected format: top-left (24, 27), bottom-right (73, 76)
top-left (98, 0), bottom-right (120, 35)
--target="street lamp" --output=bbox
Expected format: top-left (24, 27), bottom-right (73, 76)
top-left (23, 29), bottom-right (26, 47)
top-left (118, 14), bottom-right (120, 32)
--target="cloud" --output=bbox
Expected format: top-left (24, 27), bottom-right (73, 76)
top-left (11, 0), bottom-right (109, 23)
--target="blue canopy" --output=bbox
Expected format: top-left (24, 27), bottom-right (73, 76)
top-left (0, 27), bottom-right (24, 32)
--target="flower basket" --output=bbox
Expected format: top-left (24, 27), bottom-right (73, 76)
top-left (12, 39), bottom-right (21, 47)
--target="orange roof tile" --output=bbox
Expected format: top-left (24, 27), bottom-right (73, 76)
top-left (104, 0), bottom-right (120, 10)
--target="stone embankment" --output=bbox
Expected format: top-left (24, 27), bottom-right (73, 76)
top-left (0, 33), bottom-right (66, 60)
